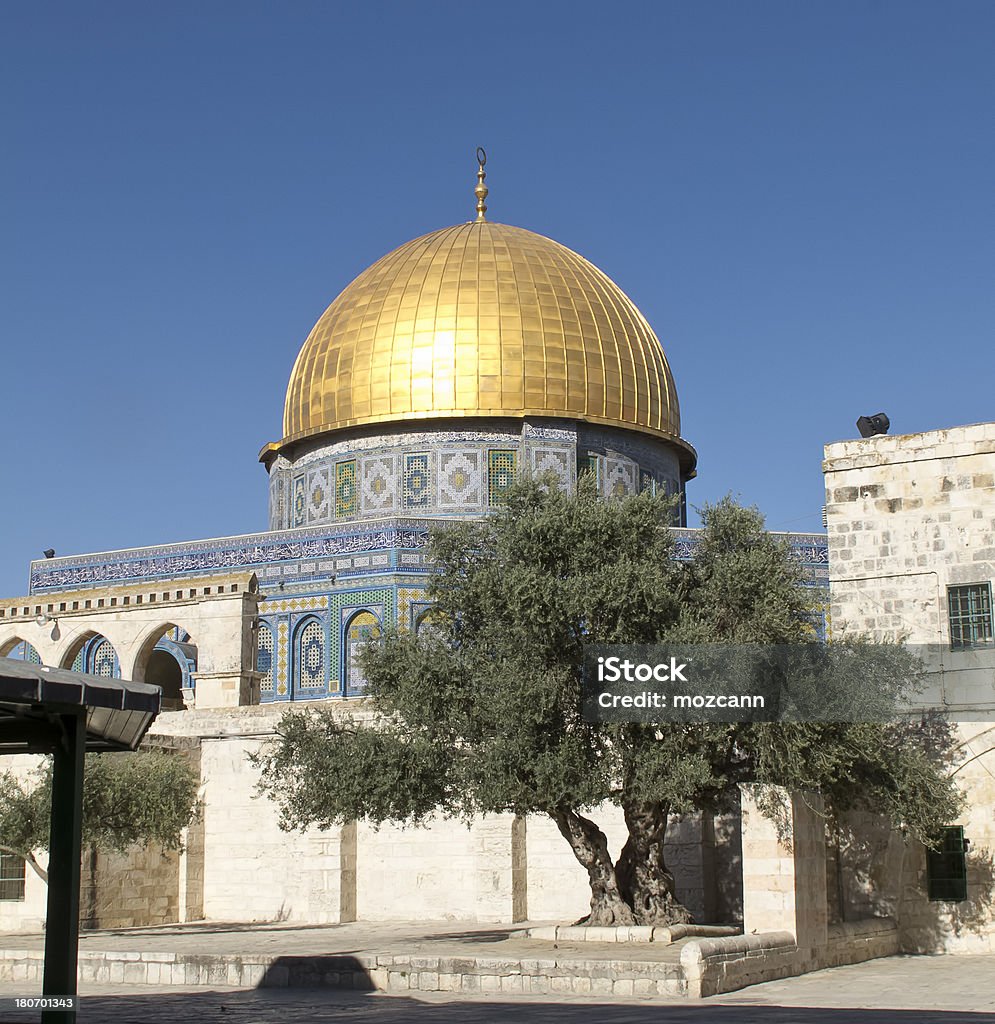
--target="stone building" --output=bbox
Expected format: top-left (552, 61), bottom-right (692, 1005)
top-left (0, 161), bottom-right (869, 936)
top-left (824, 423), bottom-right (995, 952)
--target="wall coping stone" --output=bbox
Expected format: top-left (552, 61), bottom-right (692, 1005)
top-left (510, 924), bottom-right (741, 944)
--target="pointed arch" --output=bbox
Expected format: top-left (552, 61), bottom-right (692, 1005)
top-left (132, 623), bottom-right (197, 710)
top-left (0, 637), bottom-right (41, 663)
top-left (257, 621), bottom-right (275, 698)
top-left (293, 614), bottom-right (327, 696)
top-left (343, 609), bottom-right (381, 696)
top-left (60, 632), bottom-right (120, 677)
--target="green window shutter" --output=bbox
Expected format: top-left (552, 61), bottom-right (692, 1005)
top-left (926, 826), bottom-right (968, 902)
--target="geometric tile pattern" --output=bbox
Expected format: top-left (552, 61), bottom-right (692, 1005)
top-left (260, 595), bottom-right (328, 615)
top-left (328, 588), bottom-right (394, 694)
top-left (269, 473), bottom-right (286, 531)
top-left (403, 453), bottom-right (430, 509)
top-left (604, 457), bottom-right (637, 498)
top-left (344, 610), bottom-right (380, 695)
top-left (530, 447), bottom-right (571, 489)
top-left (69, 634), bottom-right (119, 677)
top-left (336, 460), bottom-right (358, 518)
top-left (361, 455), bottom-right (397, 513)
top-left (438, 450), bottom-right (482, 508)
top-left (640, 469), bottom-right (655, 494)
top-left (257, 624), bottom-right (274, 694)
top-left (295, 616), bottom-right (326, 690)
top-left (396, 586), bottom-right (426, 630)
top-left (306, 466), bottom-right (331, 522)
top-left (91, 638), bottom-right (117, 677)
top-left (412, 602), bottom-right (437, 634)
top-left (276, 620), bottom-right (289, 697)
top-left (292, 475), bottom-right (307, 527)
top-left (487, 449), bottom-right (517, 504)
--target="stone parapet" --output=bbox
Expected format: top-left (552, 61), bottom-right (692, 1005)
top-left (680, 930), bottom-right (801, 998)
top-left (0, 948), bottom-right (687, 999)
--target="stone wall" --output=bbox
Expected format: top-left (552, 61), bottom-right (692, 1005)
top-left (80, 845), bottom-right (179, 930)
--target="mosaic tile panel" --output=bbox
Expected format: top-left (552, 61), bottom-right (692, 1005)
top-left (328, 587), bottom-right (394, 693)
top-left (257, 624), bottom-right (274, 694)
top-left (438, 451), bottom-right (482, 508)
top-left (69, 635), bottom-right (119, 677)
top-left (91, 638), bottom-right (118, 677)
top-left (397, 586), bottom-right (426, 629)
top-left (306, 467), bottom-right (331, 523)
top-left (292, 476), bottom-right (307, 528)
top-left (640, 469), bottom-right (655, 494)
top-left (259, 596), bottom-right (328, 615)
top-left (336, 460), bottom-right (358, 517)
top-left (344, 610), bottom-right (380, 695)
top-left (530, 447), bottom-right (571, 490)
top-left (276, 620), bottom-right (289, 697)
top-left (403, 453), bottom-right (430, 509)
top-left (604, 457), bottom-right (637, 498)
top-left (295, 616), bottom-right (326, 690)
top-left (488, 450), bottom-right (517, 505)
top-left (269, 473), bottom-right (286, 531)
top-left (361, 455), bottom-right (397, 513)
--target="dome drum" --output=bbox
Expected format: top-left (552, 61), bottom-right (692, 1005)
top-left (267, 418), bottom-right (684, 532)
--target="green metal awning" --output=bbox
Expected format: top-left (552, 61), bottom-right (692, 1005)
top-left (0, 656), bottom-right (160, 752)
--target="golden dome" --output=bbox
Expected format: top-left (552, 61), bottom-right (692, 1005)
top-left (269, 219), bottom-right (691, 466)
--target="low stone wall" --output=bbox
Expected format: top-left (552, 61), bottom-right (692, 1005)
top-left (0, 948), bottom-right (687, 998)
top-left (680, 918), bottom-right (898, 998)
top-left (680, 931), bottom-right (802, 998)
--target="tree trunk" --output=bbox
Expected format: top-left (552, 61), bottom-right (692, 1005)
top-left (549, 807), bottom-right (634, 926)
top-left (616, 800), bottom-right (693, 926)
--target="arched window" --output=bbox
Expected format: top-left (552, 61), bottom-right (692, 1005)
top-left (344, 611), bottom-right (380, 695)
top-left (69, 635), bottom-right (120, 677)
top-left (414, 608), bottom-right (438, 637)
top-left (295, 617), bottom-right (325, 693)
top-left (90, 638), bottom-right (117, 677)
top-left (257, 623), bottom-right (275, 696)
top-left (3, 640), bottom-right (41, 664)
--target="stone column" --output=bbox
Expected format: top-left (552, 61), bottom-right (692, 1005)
top-left (740, 784), bottom-right (828, 958)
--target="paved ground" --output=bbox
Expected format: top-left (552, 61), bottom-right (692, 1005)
top-left (1, 923), bottom-right (993, 1022)
top-left (2, 957), bottom-right (995, 1023)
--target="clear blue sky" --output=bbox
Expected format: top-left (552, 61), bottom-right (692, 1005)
top-left (2, 1), bottom-right (992, 596)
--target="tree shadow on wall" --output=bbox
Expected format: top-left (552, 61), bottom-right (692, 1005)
top-left (835, 816), bottom-right (995, 953)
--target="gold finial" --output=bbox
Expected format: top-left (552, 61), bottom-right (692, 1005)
top-left (474, 147), bottom-right (488, 222)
